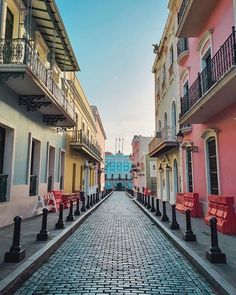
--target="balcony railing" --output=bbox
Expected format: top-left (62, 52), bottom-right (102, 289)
top-left (178, 0), bottom-right (189, 25)
top-left (149, 126), bottom-right (177, 154)
top-left (71, 130), bottom-right (102, 159)
top-left (0, 38), bottom-right (76, 122)
top-left (29, 175), bottom-right (37, 196)
top-left (0, 174), bottom-right (8, 202)
top-left (177, 37), bottom-right (188, 58)
top-left (180, 29), bottom-right (236, 118)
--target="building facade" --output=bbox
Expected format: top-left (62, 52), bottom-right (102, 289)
top-left (176, 0), bottom-right (236, 215)
top-left (148, 2), bottom-right (182, 204)
top-left (105, 152), bottom-right (132, 191)
top-left (131, 135), bottom-right (157, 195)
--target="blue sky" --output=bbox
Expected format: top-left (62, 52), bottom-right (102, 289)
top-left (56, 0), bottom-right (168, 154)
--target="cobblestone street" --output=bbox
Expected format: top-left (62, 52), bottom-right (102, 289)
top-left (15, 192), bottom-right (216, 295)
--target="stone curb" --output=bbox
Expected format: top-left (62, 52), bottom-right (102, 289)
top-left (0, 192), bottom-right (113, 295)
top-left (127, 193), bottom-right (236, 295)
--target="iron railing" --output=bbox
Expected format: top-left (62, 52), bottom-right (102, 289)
top-left (71, 130), bottom-right (102, 158)
top-left (177, 37), bottom-right (188, 57)
top-left (0, 38), bottom-right (76, 122)
top-left (47, 175), bottom-right (53, 192)
top-left (0, 174), bottom-right (8, 202)
top-left (29, 175), bottom-right (37, 196)
top-left (180, 29), bottom-right (236, 117)
top-left (178, 0), bottom-right (189, 24)
top-left (149, 126), bottom-right (177, 154)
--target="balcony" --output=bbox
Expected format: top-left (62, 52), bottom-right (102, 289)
top-left (149, 127), bottom-right (178, 158)
top-left (177, 0), bottom-right (219, 37)
top-left (177, 38), bottom-right (189, 66)
top-left (0, 174), bottom-right (8, 202)
top-left (0, 38), bottom-right (76, 127)
top-left (180, 30), bottom-right (236, 124)
top-left (70, 130), bottom-right (102, 162)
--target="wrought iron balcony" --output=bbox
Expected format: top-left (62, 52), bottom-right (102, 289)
top-left (29, 175), bottom-right (37, 196)
top-left (180, 29), bottom-right (236, 124)
top-left (177, 38), bottom-right (189, 65)
top-left (177, 0), bottom-right (219, 37)
top-left (0, 174), bottom-right (8, 202)
top-left (70, 130), bottom-right (102, 162)
top-left (149, 127), bottom-right (178, 157)
top-left (0, 38), bottom-right (76, 127)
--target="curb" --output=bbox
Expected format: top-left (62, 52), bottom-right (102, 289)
top-left (0, 192), bottom-right (113, 295)
top-left (127, 193), bottom-right (236, 295)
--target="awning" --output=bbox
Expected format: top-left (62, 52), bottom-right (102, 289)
top-left (24, 0), bottom-right (80, 72)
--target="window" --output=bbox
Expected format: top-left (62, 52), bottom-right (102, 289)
top-left (171, 102), bottom-right (177, 136)
top-left (110, 162), bottom-right (115, 171)
top-left (5, 8), bottom-right (14, 40)
top-left (124, 162), bottom-right (129, 171)
top-left (125, 174), bottom-right (128, 180)
top-left (186, 147), bottom-right (193, 192)
top-left (169, 45), bottom-right (174, 66)
top-left (117, 162), bottom-right (122, 171)
top-left (206, 137), bottom-right (219, 195)
top-left (82, 122), bottom-right (85, 132)
top-left (118, 174), bottom-right (121, 180)
top-left (111, 174), bottom-right (114, 180)
top-left (201, 48), bottom-right (212, 94)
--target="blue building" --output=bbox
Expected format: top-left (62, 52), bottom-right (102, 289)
top-left (105, 152), bottom-right (132, 191)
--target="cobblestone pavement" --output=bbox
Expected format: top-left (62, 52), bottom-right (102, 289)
top-left (15, 192), bottom-right (216, 295)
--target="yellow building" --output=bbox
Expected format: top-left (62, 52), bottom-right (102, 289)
top-left (64, 75), bottom-right (105, 195)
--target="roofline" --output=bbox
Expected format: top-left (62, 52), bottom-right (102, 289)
top-left (91, 105), bottom-right (107, 140)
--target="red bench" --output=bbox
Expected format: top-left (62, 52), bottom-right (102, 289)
top-left (176, 192), bottom-right (202, 217)
top-left (205, 195), bottom-right (236, 234)
top-left (62, 192), bottom-right (80, 209)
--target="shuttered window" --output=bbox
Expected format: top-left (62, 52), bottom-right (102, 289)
top-left (207, 137), bottom-right (219, 195)
top-left (186, 147), bottom-right (193, 192)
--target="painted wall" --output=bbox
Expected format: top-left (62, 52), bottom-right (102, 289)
top-left (0, 84), bottom-right (66, 227)
top-left (179, 0), bottom-right (236, 212)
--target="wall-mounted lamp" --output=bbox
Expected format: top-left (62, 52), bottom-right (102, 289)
top-left (152, 164), bottom-right (156, 170)
top-left (181, 143), bottom-right (198, 153)
top-left (176, 130), bottom-right (184, 144)
top-left (166, 164), bottom-right (171, 172)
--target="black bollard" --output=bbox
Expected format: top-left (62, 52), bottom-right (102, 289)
top-left (90, 194), bottom-right (93, 207)
top-left (74, 198), bottom-right (81, 216)
top-left (86, 194), bottom-right (90, 209)
top-left (155, 198), bottom-right (162, 216)
top-left (161, 201), bottom-right (169, 222)
top-left (151, 196), bottom-right (155, 212)
top-left (147, 195), bottom-right (151, 209)
top-left (37, 208), bottom-right (50, 241)
top-left (144, 195), bottom-right (147, 207)
top-left (4, 216), bottom-right (26, 262)
top-left (141, 194), bottom-right (144, 205)
top-left (66, 200), bottom-right (75, 222)
top-left (81, 191), bottom-right (86, 212)
top-left (93, 193), bottom-right (96, 204)
top-left (183, 209), bottom-right (196, 241)
top-left (205, 217), bottom-right (226, 263)
top-left (170, 204), bottom-right (180, 230)
top-left (55, 203), bottom-right (65, 229)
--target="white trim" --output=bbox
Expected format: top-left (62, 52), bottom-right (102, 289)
top-left (201, 129), bottom-right (221, 195)
top-left (198, 29), bottom-right (214, 72)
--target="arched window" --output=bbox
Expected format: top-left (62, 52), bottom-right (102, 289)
top-left (173, 159), bottom-right (179, 195)
top-left (186, 147), bottom-right (193, 192)
top-left (158, 120), bottom-right (162, 131)
top-left (164, 112), bottom-right (168, 138)
top-left (206, 137), bottom-right (219, 195)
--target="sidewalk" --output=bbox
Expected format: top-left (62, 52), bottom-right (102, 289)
top-left (0, 192), bottom-right (113, 294)
top-left (129, 193), bottom-right (236, 295)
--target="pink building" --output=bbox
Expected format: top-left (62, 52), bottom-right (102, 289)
top-left (177, 0), bottom-right (236, 231)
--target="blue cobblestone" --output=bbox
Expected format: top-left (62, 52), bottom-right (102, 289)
top-left (15, 192), bottom-right (216, 294)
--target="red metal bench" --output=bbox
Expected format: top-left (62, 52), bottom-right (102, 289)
top-left (62, 192), bottom-right (80, 209)
top-left (176, 192), bottom-right (202, 217)
top-left (205, 195), bottom-right (236, 234)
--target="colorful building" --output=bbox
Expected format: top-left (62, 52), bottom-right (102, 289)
top-left (0, 0), bottom-right (79, 226)
top-left (132, 135), bottom-right (157, 195)
top-left (149, 2), bottom-right (182, 203)
top-left (176, 0), bottom-right (236, 218)
top-left (105, 152), bottom-right (132, 191)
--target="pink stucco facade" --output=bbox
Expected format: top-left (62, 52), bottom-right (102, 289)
top-left (179, 0), bottom-right (236, 212)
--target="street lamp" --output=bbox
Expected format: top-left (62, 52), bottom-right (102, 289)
top-left (176, 130), bottom-right (184, 144)
top-left (166, 164), bottom-right (171, 172)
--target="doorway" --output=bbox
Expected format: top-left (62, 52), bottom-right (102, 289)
top-left (72, 163), bottom-right (76, 192)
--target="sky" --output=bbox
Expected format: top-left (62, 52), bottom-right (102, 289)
top-left (56, 0), bottom-right (169, 154)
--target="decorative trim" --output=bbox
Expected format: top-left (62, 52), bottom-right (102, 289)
top-left (201, 128), bottom-right (219, 139)
top-left (0, 72), bottom-right (24, 82)
top-left (19, 95), bottom-right (51, 112)
top-left (197, 28), bottom-right (214, 53)
top-left (43, 115), bottom-right (66, 126)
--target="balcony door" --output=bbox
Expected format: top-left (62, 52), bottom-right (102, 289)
top-left (5, 8), bottom-right (14, 40)
top-left (0, 127), bottom-right (5, 174)
top-left (201, 49), bottom-right (212, 94)
top-left (48, 146), bottom-right (55, 192)
top-left (72, 163), bottom-right (76, 192)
